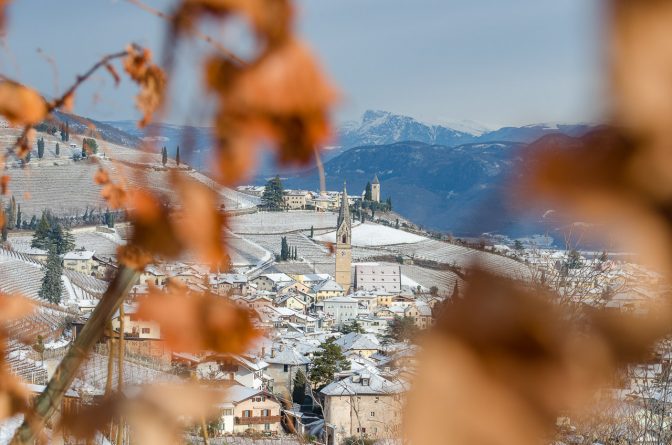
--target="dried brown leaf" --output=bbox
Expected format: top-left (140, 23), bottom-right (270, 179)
top-left (0, 81), bottom-right (47, 126)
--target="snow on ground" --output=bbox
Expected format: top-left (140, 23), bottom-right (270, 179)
top-left (315, 222), bottom-right (427, 246)
top-left (0, 415), bottom-right (22, 445)
top-left (231, 211), bottom-right (339, 234)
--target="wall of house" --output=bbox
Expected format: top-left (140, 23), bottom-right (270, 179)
top-left (233, 396), bottom-right (281, 434)
top-left (324, 393), bottom-right (402, 445)
top-left (265, 362), bottom-right (309, 397)
top-left (111, 315), bottom-right (161, 340)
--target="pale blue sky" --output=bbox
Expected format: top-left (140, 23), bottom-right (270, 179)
top-left (1, 0), bottom-right (605, 128)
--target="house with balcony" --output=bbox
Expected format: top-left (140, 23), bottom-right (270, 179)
top-left (215, 385), bottom-right (282, 435)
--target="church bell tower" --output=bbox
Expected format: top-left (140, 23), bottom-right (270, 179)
top-left (335, 182), bottom-right (352, 292)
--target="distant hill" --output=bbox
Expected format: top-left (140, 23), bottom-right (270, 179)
top-left (43, 111), bottom-right (142, 147)
top-left (282, 141), bottom-right (552, 236)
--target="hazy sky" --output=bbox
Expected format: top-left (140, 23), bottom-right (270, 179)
top-left (1, 0), bottom-right (605, 128)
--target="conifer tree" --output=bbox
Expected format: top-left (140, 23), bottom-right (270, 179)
top-left (1, 223), bottom-right (7, 242)
top-left (29, 215), bottom-right (37, 230)
top-left (55, 142), bottom-right (60, 156)
top-left (364, 182), bottom-right (372, 201)
top-left (292, 370), bottom-right (307, 404)
top-left (176, 145), bottom-right (181, 166)
top-left (16, 204), bottom-right (21, 229)
top-left (310, 338), bottom-right (349, 389)
top-left (50, 223), bottom-right (75, 255)
top-left (37, 137), bottom-right (44, 159)
top-left (395, 218), bottom-right (400, 229)
top-left (162, 146), bottom-right (167, 166)
top-left (65, 121), bottom-right (69, 141)
top-left (31, 212), bottom-right (51, 250)
top-left (309, 225), bottom-right (314, 238)
top-left (6, 196), bottom-right (16, 230)
top-left (39, 245), bottom-right (64, 304)
top-left (261, 175), bottom-right (284, 211)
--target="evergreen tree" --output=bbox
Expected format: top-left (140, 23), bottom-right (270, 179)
top-left (65, 122), bottom-right (69, 141)
top-left (104, 208), bottom-right (115, 228)
top-left (341, 320), bottom-right (364, 334)
top-left (395, 218), bottom-right (399, 229)
top-left (566, 249), bottom-right (582, 269)
top-left (384, 316), bottom-right (419, 343)
top-left (161, 146), bottom-right (167, 166)
top-left (280, 236), bottom-right (289, 261)
top-left (1, 223), bottom-right (7, 242)
top-left (364, 182), bottom-right (372, 201)
top-left (82, 138), bottom-right (98, 155)
top-left (309, 225), bottom-right (314, 238)
top-left (450, 281), bottom-right (459, 300)
top-left (15, 204), bottom-right (21, 229)
top-left (309, 338), bottom-right (350, 389)
top-left (371, 208), bottom-right (375, 219)
top-left (6, 196), bottom-right (16, 230)
top-left (55, 142), bottom-right (60, 156)
top-left (513, 240), bottom-right (524, 252)
top-left (29, 215), bottom-right (37, 230)
top-left (292, 369), bottom-right (307, 404)
top-left (31, 212), bottom-right (51, 250)
top-left (50, 223), bottom-right (75, 255)
top-left (261, 175), bottom-right (284, 211)
top-left (39, 245), bottom-right (64, 304)
top-left (37, 137), bottom-right (45, 159)
top-left (176, 145), bottom-right (181, 166)
top-left (386, 196), bottom-right (392, 211)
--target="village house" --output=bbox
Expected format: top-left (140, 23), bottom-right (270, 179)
top-left (138, 265), bottom-right (167, 286)
top-left (275, 293), bottom-right (310, 313)
top-left (282, 190), bottom-right (310, 210)
top-left (322, 372), bottom-right (406, 445)
top-left (111, 304), bottom-right (161, 340)
top-left (322, 296), bottom-right (359, 327)
top-left (252, 273), bottom-right (295, 292)
top-left (215, 385), bottom-right (282, 435)
top-left (355, 315), bottom-right (389, 336)
top-left (334, 333), bottom-right (381, 358)
top-left (195, 354), bottom-right (272, 390)
top-left (210, 273), bottom-right (249, 295)
top-left (63, 250), bottom-right (96, 275)
top-left (262, 344), bottom-right (311, 397)
top-left (312, 279), bottom-right (344, 302)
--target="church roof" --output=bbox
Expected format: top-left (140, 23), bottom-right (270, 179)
top-left (372, 174), bottom-right (380, 185)
top-left (336, 182), bottom-right (350, 230)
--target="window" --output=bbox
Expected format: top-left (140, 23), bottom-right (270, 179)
top-left (370, 411), bottom-right (375, 417)
top-left (264, 423), bottom-right (270, 431)
top-left (242, 410), bottom-right (252, 417)
top-left (283, 364), bottom-right (289, 372)
top-left (141, 328), bottom-right (150, 334)
top-left (223, 409), bottom-right (233, 416)
top-left (261, 409), bottom-right (271, 416)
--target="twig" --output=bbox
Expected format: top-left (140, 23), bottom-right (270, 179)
top-left (10, 266), bottom-right (139, 445)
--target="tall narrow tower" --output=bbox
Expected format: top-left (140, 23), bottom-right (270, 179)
top-left (371, 174), bottom-right (381, 203)
top-left (335, 183), bottom-right (352, 292)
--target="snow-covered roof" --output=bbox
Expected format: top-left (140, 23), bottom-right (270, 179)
top-left (334, 333), bottom-right (380, 352)
top-left (224, 384), bottom-right (266, 404)
top-left (322, 295), bottom-right (357, 304)
top-left (63, 250), bottom-right (95, 260)
top-left (313, 279), bottom-right (343, 293)
top-left (320, 372), bottom-right (406, 396)
top-left (264, 346), bottom-right (310, 366)
top-left (257, 273), bottom-right (294, 283)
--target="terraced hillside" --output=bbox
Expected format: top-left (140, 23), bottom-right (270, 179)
top-left (0, 127), bottom-right (256, 221)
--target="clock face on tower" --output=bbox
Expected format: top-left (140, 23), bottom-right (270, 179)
top-left (340, 251), bottom-right (346, 256)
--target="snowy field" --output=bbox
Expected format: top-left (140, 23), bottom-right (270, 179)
top-left (315, 223), bottom-right (427, 246)
top-left (231, 211), bottom-right (340, 234)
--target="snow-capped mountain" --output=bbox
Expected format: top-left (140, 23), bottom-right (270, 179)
top-left (337, 110), bottom-right (480, 149)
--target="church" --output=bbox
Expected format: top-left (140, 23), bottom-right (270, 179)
top-left (335, 183), bottom-right (352, 292)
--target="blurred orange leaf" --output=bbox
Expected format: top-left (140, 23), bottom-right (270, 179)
top-left (0, 81), bottom-right (47, 126)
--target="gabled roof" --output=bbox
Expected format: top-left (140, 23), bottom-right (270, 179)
top-left (63, 250), bottom-right (95, 260)
top-left (320, 372), bottom-right (405, 396)
top-left (257, 273), bottom-right (294, 284)
top-left (224, 384), bottom-right (266, 404)
top-left (264, 345), bottom-right (310, 366)
top-left (372, 174), bottom-right (380, 185)
top-left (334, 332), bottom-right (380, 351)
top-left (313, 279), bottom-right (343, 293)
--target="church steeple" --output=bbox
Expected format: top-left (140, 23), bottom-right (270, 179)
top-left (337, 181), bottom-right (350, 229)
top-left (335, 181), bottom-right (352, 292)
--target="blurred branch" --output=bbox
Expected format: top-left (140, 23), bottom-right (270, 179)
top-left (11, 266), bottom-right (139, 445)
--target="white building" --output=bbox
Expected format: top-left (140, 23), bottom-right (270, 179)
top-left (322, 296), bottom-right (359, 327)
top-left (354, 265), bottom-right (401, 293)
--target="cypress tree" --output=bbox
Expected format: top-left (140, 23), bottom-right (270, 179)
top-left (161, 146), bottom-right (167, 166)
top-left (292, 370), bottom-right (307, 404)
top-left (1, 224), bottom-right (7, 242)
top-left (15, 204), bottom-right (21, 229)
top-left (37, 138), bottom-right (44, 159)
top-left (65, 122), bottom-right (69, 141)
top-left (309, 225), bottom-right (314, 238)
top-left (55, 142), bottom-right (60, 156)
top-left (175, 145), bottom-right (181, 166)
top-left (365, 182), bottom-right (372, 201)
top-left (29, 215), bottom-right (37, 229)
top-left (50, 223), bottom-right (75, 254)
top-left (6, 196), bottom-right (16, 230)
top-left (39, 245), bottom-right (64, 304)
